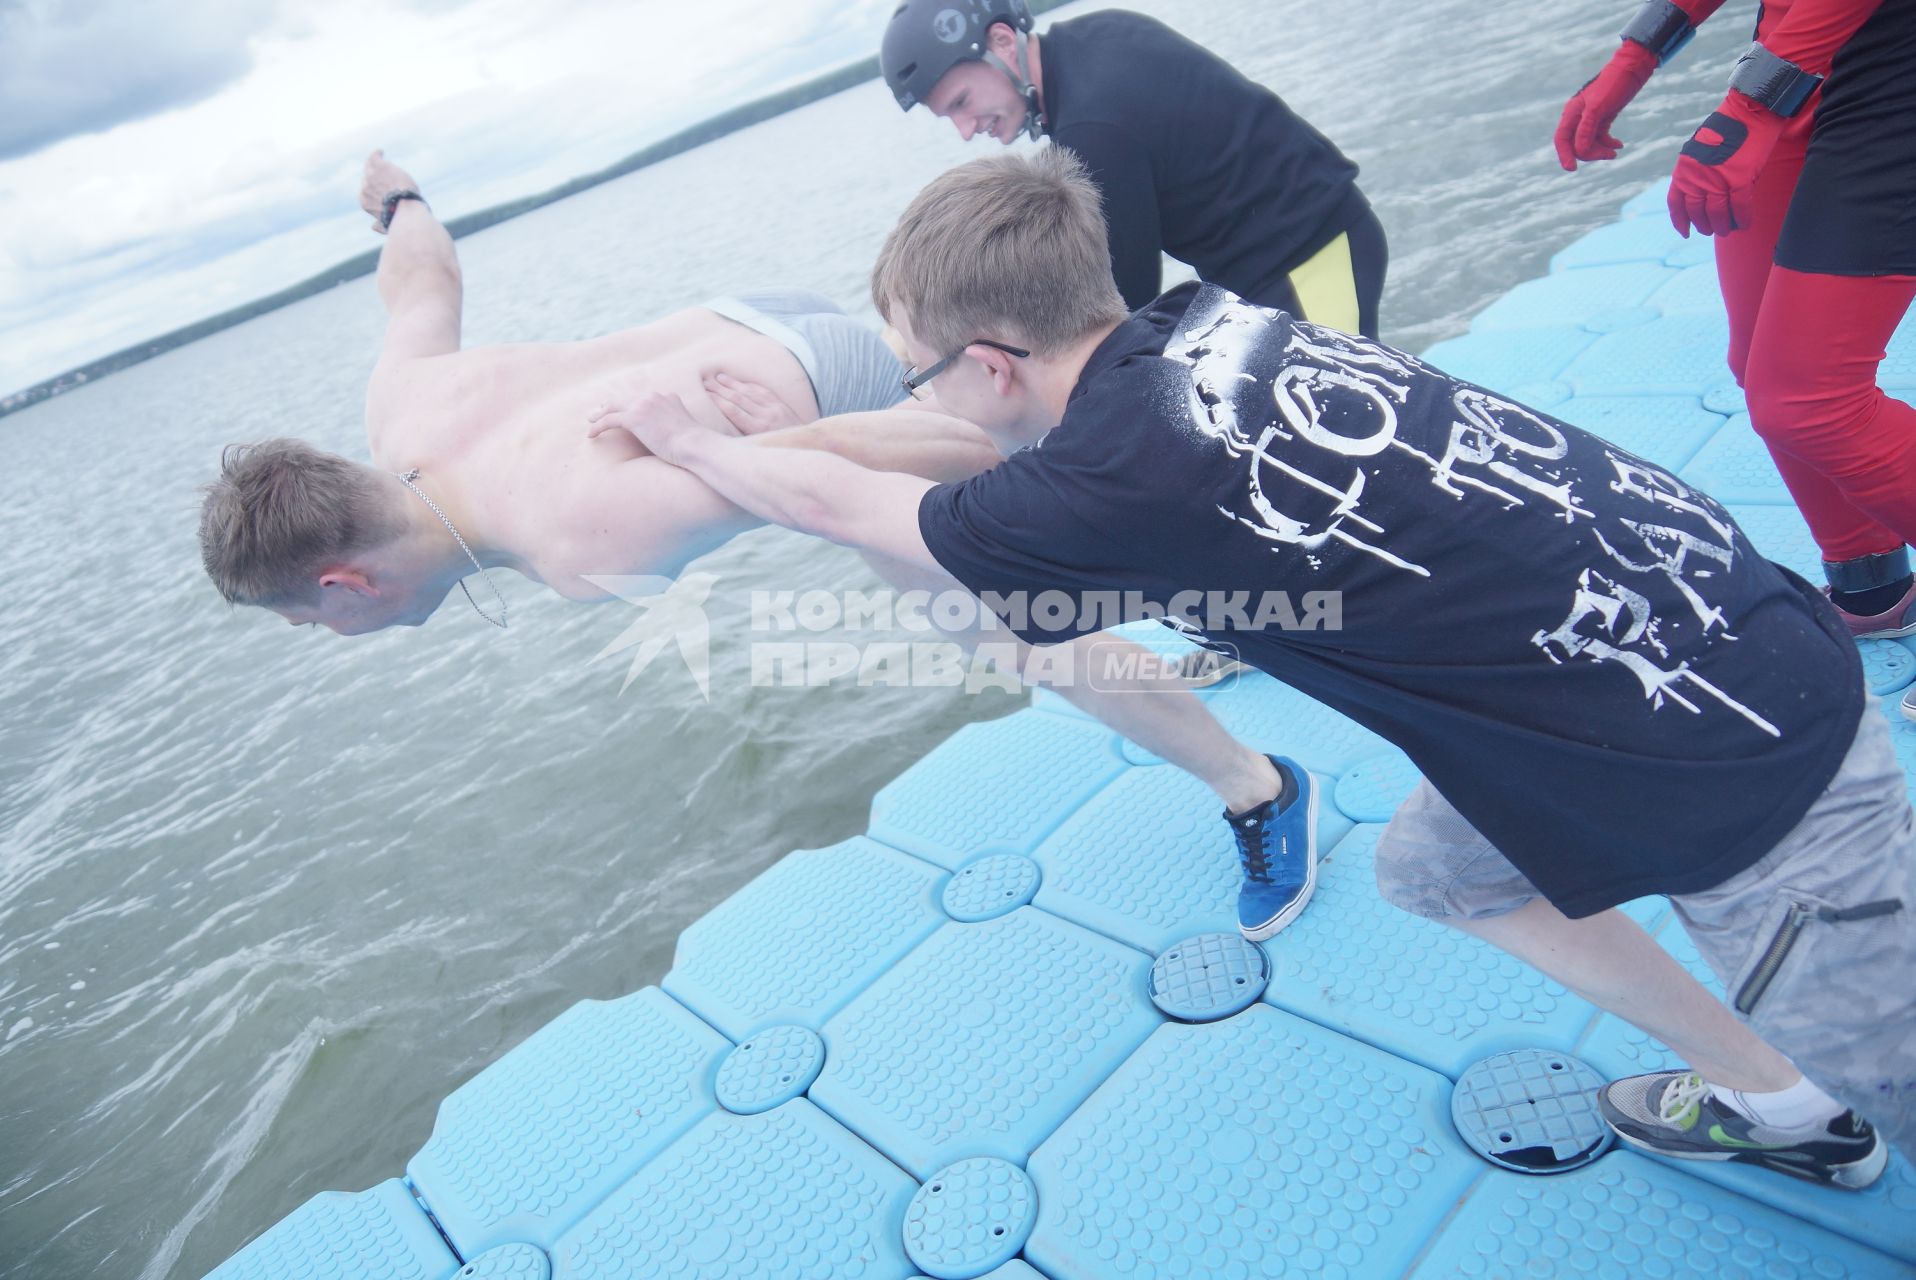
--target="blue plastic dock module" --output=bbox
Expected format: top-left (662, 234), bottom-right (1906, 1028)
top-left (1725, 501), bottom-right (1826, 582)
top-left (1468, 262), bottom-right (1677, 333)
top-left (1419, 326), bottom-right (1598, 394)
top-left (1680, 413), bottom-right (1798, 504)
top-left (1147, 932), bottom-right (1269, 1022)
top-left (1552, 211), bottom-right (1716, 272)
top-left (456, 1244), bottom-right (552, 1279)
top-left (1028, 758), bottom-right (1348, 956)
top-left (810, 907), bottom-right (1160, 1179)
top-left (1024, 1004), bottom-right (1482, 1280)
top-left (1257, 825), bottom-right (1612, 1080)
top-left (1408, 1152), bottom-right (1912, 1279)
top-left (203, 1179), bottom-right (458, 1280)
top-left (548, 1100), bottom-right (917, 1280)
top-left (406, 987), bottom-right (730, 1256)
top-left (1645, 262), bottom-right (1735, 317)
top-left (1860, 639), bottom-right (1916, 697)
top-left (1551, 395), bottom-right (1727, 472)
top-left (868, 709), bottom-right (1130, 868)
top-left (662, 836), bottom-right (945, 1040)
top-left (909, 1265), bottom-right (1047, 1280)
top-left (901, 1157), bottom-right (1037, 1279)
top-left (714, 1025), bottom-right (826, 1116)
top-left (1562, 313), bottom-right (1736, 397)
top-left (1551, 211), bottom-right (1692, 270)
top-left (1450, 1050), bottom-right (1614, 1174)
top-left (941, 853), bottom-right (1040, 922)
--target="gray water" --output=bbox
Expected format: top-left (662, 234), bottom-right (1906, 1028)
top-left (0, 2), bottom-right (1753, 1275)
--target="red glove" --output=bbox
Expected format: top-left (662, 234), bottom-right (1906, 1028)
top-left (1554, 40), bottom-right (1659, 171)
top-left (1666, 92), bottom-right (1786, 237)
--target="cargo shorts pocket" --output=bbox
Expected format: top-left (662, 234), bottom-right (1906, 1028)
top-left (1726, 892), bottom-right (1906, 1020)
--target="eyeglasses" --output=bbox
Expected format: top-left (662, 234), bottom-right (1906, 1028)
top-left (901, 339), bottom-right (1030, 400)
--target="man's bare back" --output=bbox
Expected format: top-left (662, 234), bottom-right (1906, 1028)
top-left (356, 151), bottom-right (990, 601)
top-left (368, 308), bottom-right (828, 595)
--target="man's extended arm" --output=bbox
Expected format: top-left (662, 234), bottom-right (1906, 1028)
top-left (587, 394), bottom-right (941, 573)
top-left (756, 407), bottom-right (1002, 483)
top-left (703, 371), bottom-right (1003, 482)
top-left (359, 151), bottom-right (462, 365)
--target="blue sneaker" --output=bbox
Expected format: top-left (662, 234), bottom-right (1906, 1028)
top-left (1226, 755), bottom-right (1318, 941)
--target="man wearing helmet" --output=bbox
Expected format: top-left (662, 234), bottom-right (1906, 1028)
top-left (880, 0), bottom-right (1387, 338)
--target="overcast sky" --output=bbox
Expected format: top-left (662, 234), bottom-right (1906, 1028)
top-left (0, 0), bottom-right (899, 397)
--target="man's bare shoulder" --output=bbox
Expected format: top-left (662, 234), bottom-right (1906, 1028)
top-left (364, 342), bottom-right (557, 454)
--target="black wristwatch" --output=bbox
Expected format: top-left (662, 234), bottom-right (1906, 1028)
top-left (379, 189), bottom-right (427, 232)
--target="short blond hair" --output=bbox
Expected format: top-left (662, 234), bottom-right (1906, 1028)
top-left (872, 148), bottom-right (1128, 357)
top-left (199, 439), bottom-right (402, 606)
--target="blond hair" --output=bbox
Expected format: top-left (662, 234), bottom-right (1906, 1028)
top-left (872, 148), bottom-right (1128, 357)
top-left (199, 439), bottom-right (402, 605)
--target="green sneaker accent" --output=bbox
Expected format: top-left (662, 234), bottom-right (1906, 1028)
top-left (1707, 1123), bottom-right (1794, 1151)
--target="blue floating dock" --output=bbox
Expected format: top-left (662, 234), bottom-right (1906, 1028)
top-left (207, 183), bottom-right (1916, 1279)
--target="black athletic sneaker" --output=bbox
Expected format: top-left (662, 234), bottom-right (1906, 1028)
top-left (1599, 1071), bottom-right (1888, 1189)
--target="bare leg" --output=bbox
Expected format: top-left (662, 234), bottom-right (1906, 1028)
top-left (1044, 632), bottom-right (1281, 814)
top-left (1452, 898), bottom-right (1802, 1092)
top-left (859, 551), bottom-right (1281, 814)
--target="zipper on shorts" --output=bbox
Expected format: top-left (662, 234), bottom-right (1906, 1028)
top-left (1732, 897), bottom-right (1904, 1016)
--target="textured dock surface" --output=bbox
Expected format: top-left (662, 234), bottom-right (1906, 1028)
top-left (207, 184), bottom-right (1916, 1279)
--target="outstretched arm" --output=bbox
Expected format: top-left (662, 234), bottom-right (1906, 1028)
top-left (588, 393), bottom-right (940, 572)
top-left (754, 406), bottom-right (1002, 483)
top-left (359, 150), bottom-right (462, 366)
top-left (702, 372), bottom-right (1002, 482)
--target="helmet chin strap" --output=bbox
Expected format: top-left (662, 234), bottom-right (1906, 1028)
top-left (982, 30), bottom-right (1044, 140)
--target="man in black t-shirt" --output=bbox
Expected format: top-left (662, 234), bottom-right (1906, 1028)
top-left (593, 150), bottom-right (1913, 1185)
top-left (878, 0), bottom-right (1387, 338)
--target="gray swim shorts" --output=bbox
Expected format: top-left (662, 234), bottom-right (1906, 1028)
top-left (704, 288), bottom-right (906, 419)
top-left (1373, 704), bottom-right (1916, 1161)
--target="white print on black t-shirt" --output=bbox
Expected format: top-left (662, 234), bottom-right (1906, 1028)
top-left (1168, 289), bottom-right (1779, 738)
top-left (1173, 303), bottom-right (1431, 575)
top-left (1533, 568), bottom-right (1779, 736)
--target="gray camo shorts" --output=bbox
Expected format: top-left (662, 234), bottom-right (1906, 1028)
top-left (704, 288), bottom-right (905, 419)
top-left (1373, 704), bottom-right (1916, 1161)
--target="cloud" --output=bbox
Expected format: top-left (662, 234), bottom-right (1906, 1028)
top-left (0, 0), bottom-right (904, 395)
top-left (0, 0), bottom-right (282, 160)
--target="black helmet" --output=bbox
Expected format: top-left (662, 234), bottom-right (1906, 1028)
top-left (880, 0), bottom-right (1035, 112)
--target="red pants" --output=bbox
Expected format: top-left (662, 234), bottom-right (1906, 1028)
top-left (1718, 115), bottom-right (1916, 565)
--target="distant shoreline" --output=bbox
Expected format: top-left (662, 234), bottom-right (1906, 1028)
top-left (1, 5), bottom-right (1070, 420)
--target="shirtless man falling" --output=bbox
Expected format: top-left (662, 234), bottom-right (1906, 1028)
top-left (197, 151), bottom-right (1292, 916)
top-left (198, 151), bottom-right (995, 633)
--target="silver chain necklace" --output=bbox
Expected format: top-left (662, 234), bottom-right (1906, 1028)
top-left (395, 469), bottom-right (508, 629)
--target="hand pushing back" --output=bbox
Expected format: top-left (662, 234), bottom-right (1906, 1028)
top-left (702, 372), bottom-right (801, 434)
top-left (587, 393), bottom-right (702, 460)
